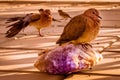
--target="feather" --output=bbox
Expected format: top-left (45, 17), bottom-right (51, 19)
top-left (6, 17), bottom-right (23, 23)
top-left (6, 20), bottom-right (24, 38)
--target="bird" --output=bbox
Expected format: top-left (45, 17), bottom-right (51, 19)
top-left (56, 8), bottom-right (102, 47)
top-left (5, 9), bottom-right (52, 38)
top-left (58, 10), bottom-right (71, 20)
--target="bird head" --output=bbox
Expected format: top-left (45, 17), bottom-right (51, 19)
top-left (39, 8), bottom-right (44, 13)
top-left (83, 8), bottom-right (102, 22)
top-left (58, 10), bottom-right (62, 13)
top-left (44, 9), bottom-right (51, 15)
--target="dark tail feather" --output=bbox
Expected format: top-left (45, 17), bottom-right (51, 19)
top-left (56, 39), bottom-right (64, 46)
top-left (6, 21), bottom-right (21, 28)
top-left (6, 20), bottom-right (26, 38)
top-left (56, 38), bottom-right (70, 46)
top-left (6, 17), bottom-right (23, 23)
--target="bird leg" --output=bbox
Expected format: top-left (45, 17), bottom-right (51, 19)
top-left (38, 30), bottom-right (44, 37)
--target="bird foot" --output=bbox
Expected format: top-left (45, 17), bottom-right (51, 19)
top-left (68, 41), bottom-right (92, 49)
top-left (80, 43), bottom-right (92, 50)
top-left (39, 34), bottom-right (44, 37)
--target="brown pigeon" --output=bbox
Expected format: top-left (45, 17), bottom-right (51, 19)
top-left (56, 8), bottom-right (102, 46)
top-left (5, 9), bottom-right (52, 37)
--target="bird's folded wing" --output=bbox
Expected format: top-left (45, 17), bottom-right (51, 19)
top-left (29, 13), bottom-right (41, 22)
top-left (21, 13), bottom-right (41, 27)
top-left (62, 12), bottom-right (70, 16)
top-left (57, 15), bottom-right (86, 43)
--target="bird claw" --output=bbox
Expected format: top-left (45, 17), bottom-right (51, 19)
top-left (68, 41), bottom-right (92, 49)
top-left (39, 34), bottom-right (44, 37)
top-left (80, 43), bottom-right (92, 50)
top-left (38, 32), bottom-right (44, 37)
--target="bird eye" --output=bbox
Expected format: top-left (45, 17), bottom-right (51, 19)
top-left (93, 12), bottom-right (95, 14)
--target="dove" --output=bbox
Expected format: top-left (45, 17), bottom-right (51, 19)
top-left (5, 9), bottom-right (52, 38)
top-left (56, 8), bottom-right (102, 47)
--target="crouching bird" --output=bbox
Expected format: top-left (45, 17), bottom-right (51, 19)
top-left (56, 8), bottom-right (102, 47)
top-left (5, 9), bottom-right (52, 38)
top-left (58, 10), bottom-right (71, 20)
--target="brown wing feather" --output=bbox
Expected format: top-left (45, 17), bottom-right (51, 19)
top-left (29, 13), bottom-right (41, 22)
top-left (6, 13), bottom-right (41, 38)
top-left (56, 15), bottom-right (86, 45)
top-left (62, 12), bottom-right (71, 18)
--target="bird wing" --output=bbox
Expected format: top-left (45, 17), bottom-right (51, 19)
top-left (22, 13), bottom-right (41, 26)
top-left (60, 11), bottom-right (71, 18)
top-left (28, 13), bottom-right (41, 22)
top-left (6, 13), bottom-right (41, 38)
top-left (56, 15), bottom-right (86, 44)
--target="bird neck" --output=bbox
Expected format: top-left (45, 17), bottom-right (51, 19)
top-left (41, 13), bottom-right (51, 20)
top-left (84, 14), bottom-right (100, 25)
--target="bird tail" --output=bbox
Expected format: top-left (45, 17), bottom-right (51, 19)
top-left (56, 39), bottom-right (60, 44)
top-left (6, 20), bottom-right (28, 38)
top-left (6, 17), bottom-right (23, 23)
top-left (56, 39), bottom-right (68, 46)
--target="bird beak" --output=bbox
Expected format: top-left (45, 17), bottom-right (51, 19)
top-left (95, 14), bottom-right (102, 19)
top-left (97, 15), bottom-right (102, 19)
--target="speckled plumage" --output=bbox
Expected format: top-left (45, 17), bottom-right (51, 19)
top-left (58, 10), bottom-right (71, 20)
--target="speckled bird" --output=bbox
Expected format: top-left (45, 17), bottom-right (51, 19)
top-left (58, 10), bottom-right (71, 20)
top-left (5, 9), bottom-right (52, 38)
top-left (56, 8), bottom-right (102, 46)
